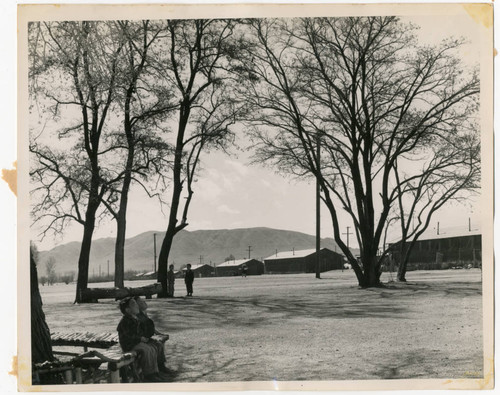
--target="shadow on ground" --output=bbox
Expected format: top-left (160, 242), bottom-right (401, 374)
top-left (149, 280), bottom-right (480, 332)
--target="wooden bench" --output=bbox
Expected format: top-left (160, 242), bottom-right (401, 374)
top-left (50, 331), bottom-right (169, 383)
top-left (51, 331), bottom-right (120, 353)
top-left (33, 360), bottom-right (75, 385)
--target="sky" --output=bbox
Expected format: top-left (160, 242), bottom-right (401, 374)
top-left (28, 12), bottom-right (484, 252)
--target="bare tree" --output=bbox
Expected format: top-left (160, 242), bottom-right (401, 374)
top-left (29, 21), bottom-right (126, 302)
top-left (241, 17), bottom-right (479, 287)
top-left (392, 125), bottom-right (480, 281)
top-left (45, 256), bottom-right (57, 285)
top-left (98, 21), bottom-right (175, 288)
top-left (155, 19), bottom-right (245, 296)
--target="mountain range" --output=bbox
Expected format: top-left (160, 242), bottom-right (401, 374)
top-left (38, 227), bottom-right (356, 275)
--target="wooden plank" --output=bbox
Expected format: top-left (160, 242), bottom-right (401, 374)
top-left (126, 283), bottom-right (163, 297)
top-left (52, 350), bottom-right (81, 357)
top-left (51, 331), bottom-right (119, 349)
top-left (151, 334), bottom-right (169, 343)
top-left (81, 287), bottom-right (129, 301)
top-left (34, 365), bottom-right (74, 375)
top-left (80, 283), bottom-right (162, 302)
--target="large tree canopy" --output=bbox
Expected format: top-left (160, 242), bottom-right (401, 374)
top-left (29, 19), bottom-right (245, 300)
top-left (29, 21), bottom-right (128, 302)
top-left (155, 19), bottom-right (246, 296)
top-left (240, 17), bottom-right (480, 287)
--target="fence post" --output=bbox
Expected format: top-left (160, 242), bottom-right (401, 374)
top-left (64, 369), bottom-right (73, 384)
top-left (109, 363), bottom-right (120, 383)
top-left (75, 367), bottom-right (83, 384)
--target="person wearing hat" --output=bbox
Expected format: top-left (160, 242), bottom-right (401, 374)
top-left (184, 264), bottom-right (194, 296)
top-left (134, 296), bottom-right (168, 373)
top-left (167, 264), bottom-right (175, 297)
top-left (117, 297), bottom-right (162, 382)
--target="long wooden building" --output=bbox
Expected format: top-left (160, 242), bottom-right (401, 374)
top-left (215, 259), bottom-right (264, 277)
top-left (180, 264), bottom-right (215, 278)
top-left (263, 248), bottom-right (344, 274)
top-left (388, 228), bottom-right (481, 269)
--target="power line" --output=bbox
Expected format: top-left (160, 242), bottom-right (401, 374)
top-left (342, 226), bottom-right (352, 250)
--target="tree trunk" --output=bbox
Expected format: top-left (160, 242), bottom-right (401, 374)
top-left (354, 253), bottom-right (382, 288)
top-left (114, 156), bottom-right (133, 289)
top-left (397, 243), bottom-right (409, 282)
top-left (157, 200), bottom-right (180, 297)
top-left (366, 259), bottom-right (381, 287)
top-left (114, 214), bottom-right (126, 288)
top-left (31, 249), bottom-right (55, 364)
top-left (74, 201), bottom-right (98, 303)
top-left (157, 105), bottom-right (190, 297)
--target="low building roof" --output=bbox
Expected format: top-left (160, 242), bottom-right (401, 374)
top-left (264, 247), bottom-right (334, 261)
top-left (182, 264), bottom-right (213, 271)
top-left (389, 226), bottom-right (481, 245)
top-left (216, 258), bottom-right (256, 268)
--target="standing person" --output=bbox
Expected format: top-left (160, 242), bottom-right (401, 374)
top-left (184, 264), bottom-right (194, 297)
top-left (117, 297), bottom-right (161, 382)
top-left (167, 264), bottom-right (175, 297)
top-left (134, 297), bottom-right (168, 373)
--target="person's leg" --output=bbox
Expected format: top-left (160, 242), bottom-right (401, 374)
top-left (150, 340), bottom-right (167, 371)
top-left (133, 342), bottom-right (159, 377)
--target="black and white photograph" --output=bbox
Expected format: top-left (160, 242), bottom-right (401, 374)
top-left (16, 2), bottom-right (494, 391)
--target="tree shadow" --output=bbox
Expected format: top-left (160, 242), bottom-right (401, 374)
top-left (164, 343), bottom-right (238, 382)
top-left (149, 291), bottom-right (410, 334)
top-left (371, 348), bottom-right (483, 380)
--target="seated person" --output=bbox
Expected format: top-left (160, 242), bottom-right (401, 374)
top-left (117, 297), bottom-right (162, 382)
top-left (134, 296), bottom-right (168, 373)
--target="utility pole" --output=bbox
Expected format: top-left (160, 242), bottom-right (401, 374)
top-left (199, 255), bottom-right (203, 265)
top-left (437, 222), bottom-right (440, 235)
top-left (342, 226), bottom-right (352, 250)
top-left (107, 260), bottom-right (109, 277)
top-left (153, 233), bottom-right (157, 273)
top-left (315, 132), bottom-right (321, 279)
top-left (469, 217), bottom-right (471, 232)
top-left (247, 246), bottom-right (252, 259)
top-left (99, 264), bottom-right (101, 277)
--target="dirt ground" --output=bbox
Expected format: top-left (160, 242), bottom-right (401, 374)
top-left (40, 269), bottom-right (484, 382)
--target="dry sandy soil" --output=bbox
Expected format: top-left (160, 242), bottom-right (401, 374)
top-left (40, 269), bottom-right (484, 383)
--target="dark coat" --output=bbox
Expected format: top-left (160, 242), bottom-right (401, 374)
top-left (117, 314), bottom-right (142, 352)
top-left (136, 312), bottom-right (155, 338)
top-left (184, 269), bottom-right (194, 284)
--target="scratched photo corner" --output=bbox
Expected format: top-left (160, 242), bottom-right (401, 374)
top-left (21, 2), bottom-right (494, 391)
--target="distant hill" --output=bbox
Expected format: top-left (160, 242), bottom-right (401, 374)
top-left (38, 227), bottom-right (358, 276)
